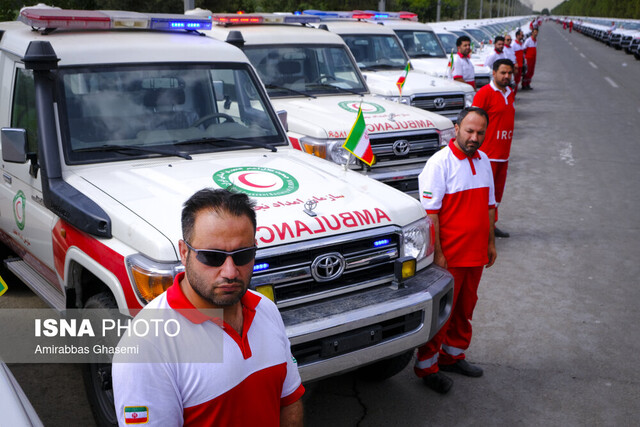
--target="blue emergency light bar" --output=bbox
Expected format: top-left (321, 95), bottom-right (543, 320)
top-left (148, 13), bottom-right (212, 31)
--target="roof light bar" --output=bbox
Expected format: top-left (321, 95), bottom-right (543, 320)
top-left (282, 15), bottom-right (321, 24)
top-left (212, 13), bottom-right (264, 25)
top-left (101, 10), bottom-right (149, 29)
top-left (351, 10), bottom-right (376, 19)
top-left (364, 10), bottom-right (419, 21)
top-left (303, 10), bottom-right (355, 19)
top-left (148, 13), bottom-right (212, 30)
top-left (19, 9), bottom-right (110, 30)
top-left (18, 8), bottom-right (212, 31)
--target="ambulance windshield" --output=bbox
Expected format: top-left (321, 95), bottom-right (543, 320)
top-left (59, 63), bottom-right (285, 164)
top-left (243, 45), bottom-right (367, 97)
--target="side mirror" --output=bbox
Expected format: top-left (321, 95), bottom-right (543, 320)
top-left (276, 110), bottom-right (288, 132)
top-left (1, 128), bottom-right (28, 163)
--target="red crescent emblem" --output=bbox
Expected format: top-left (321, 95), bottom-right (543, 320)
top-left (237, 172), bottom-right (276, 188)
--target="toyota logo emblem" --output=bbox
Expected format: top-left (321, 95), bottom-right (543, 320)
top-left (433, 97), bottom-right (446, 109)
top-left (392, 139), bottom-right (411, 156)
top-left (311, 252), bottom-right (346, 282)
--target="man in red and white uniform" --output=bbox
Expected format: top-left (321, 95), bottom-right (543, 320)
top-left (113, 189), bottom-right (304, 426)
top-left (522, 28), bottom-right (538, 90)
top-left (483, 36), bottom-right (507, 72)
top-left (473, 59), bottom-right (516, 238)
top-left (452, 35), bottom-right (476, 89)
top-left (512, 30), bottom-right (525, 92)
top-left (415, 107), bottom-right (497, 394)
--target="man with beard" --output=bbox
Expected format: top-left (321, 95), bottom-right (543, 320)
top-left (113, 189), bottom-right (304, 426)
top-left (473, 59), bottom-right (516, 238)
top-left (452, 35), bottom-right (476, 88)
top-left (415, 107), bottom-right (497, 394)
top-left (483, 35), bottom-right (507, 72)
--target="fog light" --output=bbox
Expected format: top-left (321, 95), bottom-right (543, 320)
top-left (394, 257), bottom-right (416, 282)
top-left (255, 285), bottom-right (275, 302)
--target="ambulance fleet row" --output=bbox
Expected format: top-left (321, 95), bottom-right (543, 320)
top-left (0, 6), bottom-right (520, 426)
top-left (557, 16), bottom-right (640, 60)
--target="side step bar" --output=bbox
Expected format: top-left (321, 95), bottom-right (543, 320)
top-left (4, 258), bottom-right (65, 311)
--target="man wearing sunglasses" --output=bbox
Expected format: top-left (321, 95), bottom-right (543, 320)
top-left (113, 188), bottom-right (304, 426)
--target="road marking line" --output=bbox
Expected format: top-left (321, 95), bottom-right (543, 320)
top-left (589, 61), bottom-right (598, 69)
top-left (580, 53), bottom-right (586, 58)
top-left (604, 77), bottom-right (619, 88)
top-left (574, 46), bottom-right (578, 51)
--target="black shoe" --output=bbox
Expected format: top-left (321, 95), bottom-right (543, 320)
top-left (439, 360), bottom-right (484, 377)
top-left (422, 372), bottom-right (453, 394)
top-left (494, 227), bottom-right (510, 238)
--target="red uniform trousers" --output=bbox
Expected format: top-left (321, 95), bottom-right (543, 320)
top-left (414, 266), bottom-right (484, 377)
top-left (490, 160), bottom-right (508, 222)
top-left (523, 50), bottom-right (537, 87)
top-left (514, 51), bottom-right (524, 93)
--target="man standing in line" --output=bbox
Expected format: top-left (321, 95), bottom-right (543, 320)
top-left (512, 30), bottom-right (525, 92)
top-left (113, 188), bottom-right (304, 426)
top-left (452, 35), bottom-right (476, 89)
top-left (503, 34), bottom-right (518, 83)
top-left (522, 28), bottom-right (538, 90)
top-left (484, 35), bottom-right (507, 72)
top-left (414, 107), bottom-right (497, 394)
top-left (473, 59), bottom-right (516, 238)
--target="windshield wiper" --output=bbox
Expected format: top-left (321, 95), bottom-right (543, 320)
top-left (308, 83), bottom-right (364, 96)
top-left (73, 144), bottom-right (192, 160)
top-left (366, 63), bottom-right (400, 70)
top-left (176, 136), bottom-right (278, 152)
top-left (264, 84), bottom-right (316, 99)
top-left (412, 53), bottom-right (445, 58)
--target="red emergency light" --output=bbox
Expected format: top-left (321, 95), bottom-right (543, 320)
top-left (212, 14), bottom-right (264, 25)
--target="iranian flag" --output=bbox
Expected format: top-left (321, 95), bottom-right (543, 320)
top-left (396, 61), bottom-right (411, 95)
top-left (342, 105), bottom-right (374, 166)
top-left (124, 406), bottom-right (148, 424)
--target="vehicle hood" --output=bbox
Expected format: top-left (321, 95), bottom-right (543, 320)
top-left (68, 149), bottom-right (425, 259)
top-left (362, 69), bottom-right (474, 96)
top-left (270, 95), bottom-right (452, 139)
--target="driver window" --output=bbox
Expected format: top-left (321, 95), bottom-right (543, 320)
top-left (11, 68), bottom-right (38, 154)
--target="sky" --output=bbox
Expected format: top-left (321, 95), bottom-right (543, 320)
top-left (529, 0), bottom-right (564, 12)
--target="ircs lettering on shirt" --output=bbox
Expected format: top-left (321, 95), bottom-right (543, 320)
top-left (496, 130), bottom-right (513, 140)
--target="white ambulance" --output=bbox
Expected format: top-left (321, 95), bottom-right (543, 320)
top-left (299, 10), bottom-right (475, 123)
top-left (0, 8), bottom-right (452, 426)
top-left (203, 13), bottom-right (455, 196)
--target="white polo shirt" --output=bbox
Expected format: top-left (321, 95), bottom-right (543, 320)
top-left (452, 52), bottom-right (475, 87)
top-left (113, 273), bottom-right (304, 426)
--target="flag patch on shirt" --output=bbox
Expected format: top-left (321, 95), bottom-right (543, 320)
top-left (124, 406), bottom-right (148, 424)
top-left (422, 191), bottom-right (433, 199)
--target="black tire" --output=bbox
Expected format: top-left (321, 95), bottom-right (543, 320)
top-left (356, 349), bottom-right (415, 382)
top-left (82, 292), bottom-right (118, 427)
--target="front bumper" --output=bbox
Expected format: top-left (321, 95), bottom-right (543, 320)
top-left (281, 264), bottom-right (453, 382)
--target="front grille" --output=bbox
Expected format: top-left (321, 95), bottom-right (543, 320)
top-left (291, 311), bottom-right (423, 365)
top-left (251, 227), bottom-right (401, 307)
top-left (369, 131), bottom-right (440, 166)
top-left (411, 93), bottom-right (465, 116)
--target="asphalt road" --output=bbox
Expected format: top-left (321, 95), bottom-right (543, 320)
top-left (3, 20), bottom-right (640, 426)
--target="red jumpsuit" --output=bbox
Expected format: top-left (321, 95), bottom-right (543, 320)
top-left (513, 40), bottom-right (525, 90)
top-left (415, 142), bottom-right (496, 376)
top-left (522, 36), bottom-right (538, 89)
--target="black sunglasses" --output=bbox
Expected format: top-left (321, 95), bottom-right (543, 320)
top-left (184, 241), bottom-right (256, 267)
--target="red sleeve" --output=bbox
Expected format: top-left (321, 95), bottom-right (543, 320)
top-left (472, 86), bottom-right (488, 110)
top-left (281, 384), bottom-right (305, 406)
